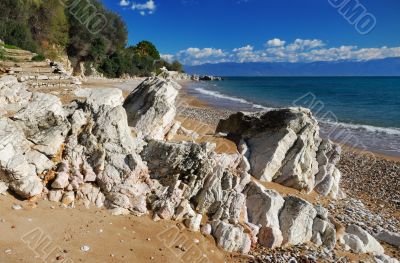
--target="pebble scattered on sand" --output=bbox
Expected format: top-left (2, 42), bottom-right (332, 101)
top-left (80, 245), bottom-right (90, 252)
top-left (178, 106), bottom-right (233, 126)
top-left (12, 204), bottom-right (22, 210)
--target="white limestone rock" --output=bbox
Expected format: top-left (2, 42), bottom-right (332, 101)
top-left (0, 76), bottom-right (32, 112)
top-left (375, 230), bottom-right (400, 248)
top-left (201, 224), bottom-right (212, 235)
top-left (184, 213), bottom-right (202, 232)
top-left (51, 172), bottom-right (69, 189)
top-left (13, 92), bottom-right (69, 157)
top-left (123, 77), bottom-right (180, 140)
top-left (74, 88), bottom-right (124, 112)
top-left (279, 196), bottom-right (317, 245)
top-left (48, 190), bottom-right (63, 202)
top-left (311, 217), bottom-right (336, 250)
top-left (245, 181), bottom-right (284, 229)
top-left (340, 233), bottom-right (366, 253)
top-left (314, 140), bottom-right (342, 198)
top-left (211, 220), bottom-right (251, 254)
top-left (0, 118), bottom-right (44, 198)
top-left (216, 108), bottom-right (341, 195)
top-left (258, 226), bottom-right (283, 249)
top-left (346, 224), bottom-right (384, 255)
top-left (77, 184), bottom-right (105, 208)
top-left (62, 191), bottom-right (75, 206)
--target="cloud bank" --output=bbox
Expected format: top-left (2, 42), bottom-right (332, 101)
top-left (119, 0), bottom-right (156, 15)
top-left (162, 38), bottom-right (400, 65)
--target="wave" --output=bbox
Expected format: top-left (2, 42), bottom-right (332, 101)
top-left (194, 86), bottom-right (400, 136)
top-left (194, 87), bottom-right (272, 111)
top-left (321, 120), bottom-right (400, 136)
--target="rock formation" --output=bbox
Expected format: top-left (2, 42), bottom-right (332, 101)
top-left (0, 75), bottom-right (394, 260)
top-left (123, 77), bottom-right (180, 140)
top-left (216, 109), bottom-right (342, 198)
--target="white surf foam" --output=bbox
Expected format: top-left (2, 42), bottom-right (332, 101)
top-left (321, 120), bottom-right (400, 136)
top-left (194, 86), bottom-right (400, 136)
top-left (194, 87), bottom-right (272, 111)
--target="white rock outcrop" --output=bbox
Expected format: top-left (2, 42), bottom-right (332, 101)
top-left (279, 196), bottom-right (317, 245)
top-left (123, 77), bottom-right (180, 140)
top-left (375, 230), bottom-right (400, 248)
top-left (216, 108), bottom-right (342, 197)
top-left (342, 225), bottom-right (385, 255)
top-left (245, 181), bottom-right (284, 228)
top-left (2, 75), bottom-right (387, 259)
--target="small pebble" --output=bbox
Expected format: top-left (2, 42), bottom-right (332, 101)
top-left (4, 249), bottom-right (12, 255)
top-left (80, 245), bottom-right (90, 252)
top-left (12, 204), bottom-right (22, 210)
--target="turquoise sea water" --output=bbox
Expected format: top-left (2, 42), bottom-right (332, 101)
top-left (186, 77), bottom-right (400, 157)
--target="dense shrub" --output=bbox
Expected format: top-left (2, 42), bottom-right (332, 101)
top-left (0, 0), bottom-right (183, 77)
top-left (31, 54), bottom-right (46, 62)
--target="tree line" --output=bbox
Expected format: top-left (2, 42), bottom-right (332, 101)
top-left (0, 0), bottom-right (183, 77)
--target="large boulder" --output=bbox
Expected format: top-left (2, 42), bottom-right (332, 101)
top-left (375, 230), bottom-right (400, 248)
top-left (244, 181), bottom-right (284, 229)
top-left (211, 220), bottom-right (251, 253)
top-left (50, 88), bottom-right (151, 214)
top-left (123, 77), bottom-right (180, 140)
top-left (345, 225), bottom-right (385, 255)
top-left (13, 92), bottom-right (70, 157)
top-left (314, 140), bottom-right (342, 198)
top-left (142, 140), bottom-right (251, 252)
top-left (74, 88), bottom-right (124, 112)
top-left (311, 217), bottom-right (336, 250)
top-left (216, 108), bottom-right (341, 195)
top-left (0, 86), bottom-right (69, 199)
top-left (0, 76), bottom-right (32, 113)
top-left (0, 118), bottom-right (45, 198)
top-left (279, 196), bottom-right (317, 245)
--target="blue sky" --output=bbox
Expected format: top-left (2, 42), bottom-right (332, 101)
top-left (102, 0), bottom-right (400, 65)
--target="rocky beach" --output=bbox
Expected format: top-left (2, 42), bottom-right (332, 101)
top-left (0, 57), bottom-right (399, 263)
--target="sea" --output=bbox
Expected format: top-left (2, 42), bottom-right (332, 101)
top-left (185, 77), bottom-right (400, 157)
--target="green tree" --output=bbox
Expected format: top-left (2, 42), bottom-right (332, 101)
top-left (133, 41), bottom-right (160, 60)
top-left (170, 60), bottom-right (183, 72)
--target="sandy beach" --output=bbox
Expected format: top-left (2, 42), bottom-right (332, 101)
top-left (177, 81), bottom-right (400, 217)
top-left (1, 77), bottom-right (399, 263)
top-left (175, 80), bottom-right (400, 260)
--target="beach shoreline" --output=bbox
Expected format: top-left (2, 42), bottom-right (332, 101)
top-left (178, 80), bottom-right (400, 162)
top-left (177, 80), bottom-right (400, 223)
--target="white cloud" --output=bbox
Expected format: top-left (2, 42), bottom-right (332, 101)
top-left (233, 45), bottom-right (253, 52)
top-left (266, 38), bottom-right (286, 47)
top-left (166, 39), bottom-right (400, 65)
top-left (161, 54), bottom-right (174, 62)
top-left (169, 48), bottom-right (227, 65)
top-left (287, 39), bottom-right (325, 51)
top-left (130, 0), bottom-right (156, 15)
top-left (119, 0), bottom-right (130, 6)
top-left (179, 48), bottom-right (226, 58)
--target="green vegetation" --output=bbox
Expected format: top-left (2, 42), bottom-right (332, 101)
top-left (31, 54), bottom-right (46, 62)
top-left (0, 48), bottom-right (5, 60)
top-left (2, 44), bottom-right (19, 49)
top-left (0, 0), bottom-right (183, 77)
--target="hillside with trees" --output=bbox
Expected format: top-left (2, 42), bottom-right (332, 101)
top-left (0, 0), bottom-right (182, 77)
